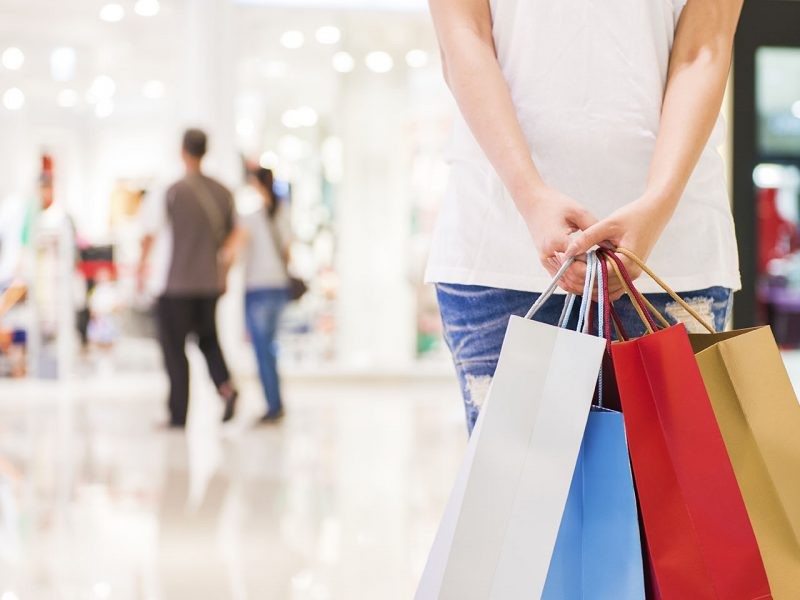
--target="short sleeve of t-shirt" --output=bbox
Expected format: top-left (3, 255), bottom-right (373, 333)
top-left (236, 202), bottom-right (291, 250)
top-left (140, 186), bottom-right (168, 236)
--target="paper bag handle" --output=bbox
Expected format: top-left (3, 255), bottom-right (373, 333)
top-left (602, 252), bottom-right (658, 334)
top-left (614, 247), bottom-right (716, 334)
top-left (525, 257), bottom-right (576, 320)
top-left (555, 251), bottom-right (597, 333)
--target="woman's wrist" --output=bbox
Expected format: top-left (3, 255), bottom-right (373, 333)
top-left (635, 190), bottom-right (678, 224)
top-left (513, 180), bottom-right (550, 217)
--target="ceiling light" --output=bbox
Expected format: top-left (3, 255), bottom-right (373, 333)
top-left (280, 31), bottom-right (305, 50)
top-left (57, 89), bottom-right (79, 108)
top-left (2, 88), bottom-right (25, 111)
top-left (296, 106), bottom-right (318, 127)
top-left (100, 3), bottom-right (125, 22)
top-left (365, 51), bottom-right (393, 74)
top-left (50, 47), bottom-right (76, 81)
top-left (2, 47), bottom-right (24, 71)
top-left (142, 79), bottom-right (165, 99)
top-left (237, 118), bottom-right (255, 136)
top-left (752, 163), bottom-right (785, 189)
top-left (1, 591), bottom-right (20, 600)
top-left (792, 100), bottom-right (800, 120)
top-left (405, 49), bottom-right (428, 69)
top-left (95, 99), bottom-right (114, 118)
top-left (259, 151), bottom-right (279, 169)
top-left (315, 26), bottom-right (341, 45)
top-left (87, 75), bottom-right (116, 102)
top-left (332, 51), bottom-right (354, 73)
top-left (134, 0), bottom-right (160, 17)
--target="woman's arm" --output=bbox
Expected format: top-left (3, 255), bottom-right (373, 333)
top-left (566, 0), bottom-right (744, 281)
top-left (430, 0), bottom-right (597, 293)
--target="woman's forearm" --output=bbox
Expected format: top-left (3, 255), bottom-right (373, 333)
top-left (641, 0), bottom-right (744, 223)
top-left (430, 0), bottom-right (546, 216)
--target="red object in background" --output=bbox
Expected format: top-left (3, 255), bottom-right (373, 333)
top-left (77, 245), bottom-right (116, 281)
top-left (757, 186), bottom-right (794, 274)
top-left (40, 153), bottom-right (55, 210)
top-left (41, 153), bottom-right (53, 176)
top-left (77, 261), bottom-right (116, 281)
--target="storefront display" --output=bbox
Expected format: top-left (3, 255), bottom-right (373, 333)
top-left (0, 3), bottom-right (447, 376)
top-left (733, 1), bottom-right (800, 331)
top-left (746, 44), bottom-right (800, 345)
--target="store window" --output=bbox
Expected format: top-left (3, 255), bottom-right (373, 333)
top-left (754, 47), bottom-right (800, 345)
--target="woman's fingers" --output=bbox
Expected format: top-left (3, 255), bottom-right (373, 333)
top-left (559, 262), bottom-right (587, 295)
top-left (542, 248), bottom-right (643, 300)
top-left (609, 289), bottom-right (626, 302)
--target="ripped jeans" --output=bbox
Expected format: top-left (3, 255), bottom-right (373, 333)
top-left (435, 283), bottom-right (733, 435)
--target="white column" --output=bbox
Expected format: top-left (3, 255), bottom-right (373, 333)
top-left (336, 67), bottom-right (415, 369)
top-left (180, 0), bottom-right (239, 186)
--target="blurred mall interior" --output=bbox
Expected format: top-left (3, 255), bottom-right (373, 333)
top-left (0, 0), bottom-right (800, 598)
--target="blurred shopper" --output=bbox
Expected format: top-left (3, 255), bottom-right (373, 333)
top-left (229, 168), bottom-right (291, 423)
top-left (426, 1), bottom-right (744, 433)
top-left (138, 129), bottom-right (239, 428)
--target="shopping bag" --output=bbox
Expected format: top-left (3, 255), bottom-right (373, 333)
top-left (689, 324), bottom-right (800, 598)
top-left (602, 249), bottom-right (771, 600)
top-left (542, 251), bottom-right (644, 600)
top-left (415, 257), bottom-right (606, 600)
top-left (541, 409), bottom-right (645, 599)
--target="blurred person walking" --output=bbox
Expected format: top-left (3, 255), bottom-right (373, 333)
top-left (229, 168), bottom-right (291, 423)
top-left (138, 129), bottom-right (239, 428)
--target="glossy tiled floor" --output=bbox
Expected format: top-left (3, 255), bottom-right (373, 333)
top-left (0, 349), bottom-right (465, 600)
top-left (5, 346), bottom-right (800, 600)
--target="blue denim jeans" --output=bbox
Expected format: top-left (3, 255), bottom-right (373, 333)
top-left (244, 287), bottom-right (289, 415)
top-left (436, 283), bottom-right (733, 434)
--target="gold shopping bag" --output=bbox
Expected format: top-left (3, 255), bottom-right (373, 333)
top-left (690, 326), bottom-right (800, 599)
top-left (612, 248), bottom-right (799, 598)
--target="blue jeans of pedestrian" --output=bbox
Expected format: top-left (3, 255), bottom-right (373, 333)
top-left (435, 283), bottom-right (733, 435)
top-left (244, 287), bottom-right (289, 415)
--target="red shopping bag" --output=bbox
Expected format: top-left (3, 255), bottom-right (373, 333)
top-left (601, 249), bottom-right (771, 600)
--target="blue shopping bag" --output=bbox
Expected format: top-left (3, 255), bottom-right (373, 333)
top-left (541, 408), bottom-right (645, 599)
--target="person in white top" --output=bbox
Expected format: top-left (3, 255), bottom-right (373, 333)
top-left (426, 0), bottom-right (744, 433)
top-left (230, 167), bottom-right (292, 423)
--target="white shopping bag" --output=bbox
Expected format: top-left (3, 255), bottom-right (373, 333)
top-left (416, 257), bottom-right (606, 600)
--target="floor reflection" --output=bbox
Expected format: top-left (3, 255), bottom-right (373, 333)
top-left (0, 356), bottom-right (463, 599)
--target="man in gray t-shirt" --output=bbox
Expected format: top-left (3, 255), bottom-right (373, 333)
top-left (138, 129), bottom-right (239, 427)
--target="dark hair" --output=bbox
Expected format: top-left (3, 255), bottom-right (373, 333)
top-left (182, 128), bottom-right (208, 158)
top-left (252, 167), bottom-right (278, 218)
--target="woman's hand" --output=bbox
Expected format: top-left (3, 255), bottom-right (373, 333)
top-left (564, 196), bottom-right (672, 298)
top-left (520, 188), bottom-right (597, 295)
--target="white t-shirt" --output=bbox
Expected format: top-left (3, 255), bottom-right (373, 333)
top-left (425, 0), bottom-right (741, 294)
top-left (236, 189), bottom-right (290, 291)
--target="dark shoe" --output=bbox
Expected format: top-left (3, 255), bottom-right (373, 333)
top-left (222, 391), bottom-right (238, 423)
top-left (259, 408), bottom-right (285, 424)
top-left (157, 421), bottom-right (186, 430)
